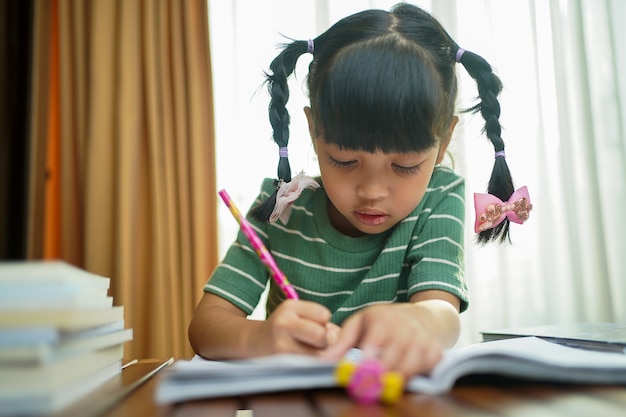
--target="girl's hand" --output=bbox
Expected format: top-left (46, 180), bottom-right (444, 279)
top-left (189, 293), bottom-right (341, 360)
top-left (252, 299), bottom-right (341, 356)
top-left (320, 296), bottom-right (460, 378)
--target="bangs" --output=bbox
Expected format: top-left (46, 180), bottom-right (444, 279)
top-left (311, 36), bottom-right (445, 153)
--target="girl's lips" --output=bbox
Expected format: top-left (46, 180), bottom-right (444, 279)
top-left (354, 210), bottom-right (389, 226)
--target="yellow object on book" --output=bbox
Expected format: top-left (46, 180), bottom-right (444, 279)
top-left (335, 357), bottom-right (404, 404)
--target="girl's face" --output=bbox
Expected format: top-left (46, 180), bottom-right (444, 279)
top-left (305, 108), bottom-right (455, 237)
top-left (315, 140), bottom-right (438, 236)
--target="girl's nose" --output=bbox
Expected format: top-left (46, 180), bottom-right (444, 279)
top-left (356, 175), bottom-right (388, 201)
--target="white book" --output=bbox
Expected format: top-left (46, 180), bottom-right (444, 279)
top-left (0, 321), bottom-right (132, 364)
top-left (0, 260), bottom-right (110, 289)
top-left (481, 322), bottom-right (626, 353)
top-left (0, 359), bottom-right (121, 416)
top-left (0, 285), bottom-right (109, 302)
top-left (0, 326), bottom-right (58, 348)
top-left (0, 306), bottom-right (125, 330)
top-left (0, 343), bottom-right (125, 391)
top-left (154, 337), bottom-right (626, 405)
top-left (0, 295), bottom-right (114, 310)
top-left (0, 260), bottom-right (112, 309)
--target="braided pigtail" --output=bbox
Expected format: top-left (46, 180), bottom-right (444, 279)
top-left (250, 39), bottom-right (313, 222)
top-left (456, 48), bottom-right (515, 243)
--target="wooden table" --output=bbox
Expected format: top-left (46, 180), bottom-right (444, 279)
top-left (60, 359), bottom-right (626, 417)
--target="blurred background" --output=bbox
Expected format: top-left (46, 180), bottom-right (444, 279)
top-left (1, 0), bottom-right (624, 359)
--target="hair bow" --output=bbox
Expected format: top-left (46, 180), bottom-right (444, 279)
top-left (269, 172), bottom-right (320, 224)
top-left (474, 186), bottom-right (532, 233)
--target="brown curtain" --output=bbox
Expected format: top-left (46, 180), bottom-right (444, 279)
top-left (28, 0), bottom-right (218, 360)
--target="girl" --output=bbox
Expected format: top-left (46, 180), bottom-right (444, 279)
top-left (189, 3), bottom-right (530, 378)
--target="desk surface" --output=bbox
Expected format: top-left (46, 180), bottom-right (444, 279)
top-left (66, 359), bottom-right (626, 417)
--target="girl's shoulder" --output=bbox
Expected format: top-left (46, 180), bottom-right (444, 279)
top-left (401, 166), bottom-right (465, 234)
top-left (259, 177), bottom-right (278, 197)
top-left (429, 165), bottom-right (465, 192)
top-left (411, 166), bottom-right (465, 215)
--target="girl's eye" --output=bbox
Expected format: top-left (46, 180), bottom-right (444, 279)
top-left (393, 163), bottom-right (422, 175)
top-left (328, 157), bottom-right (356, 168)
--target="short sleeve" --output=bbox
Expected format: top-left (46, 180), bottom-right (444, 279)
top-left (406, 173), bottom-right (469, 312)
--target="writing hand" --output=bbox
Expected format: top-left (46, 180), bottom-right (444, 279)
top-left (255, 299), bottom-right (339, 356)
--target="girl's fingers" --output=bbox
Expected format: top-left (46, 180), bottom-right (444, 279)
top-left (320, 313), bottom-right (363, 359)
top-left (269, 300), bottom-right (336, 352)
top-left (320, 306), bottom-right (445, 377)
top-left (325, 322), bottom-right (341, 346)
top-left (291, 317), bottom-right (333, 348)
top-left (381, 342), bottom-right (436, 377)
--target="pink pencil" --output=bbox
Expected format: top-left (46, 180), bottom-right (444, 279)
top-left (218, 189), bottom-right (299, 300)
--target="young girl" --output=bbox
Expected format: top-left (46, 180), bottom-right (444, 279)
top-left (189, 3), bottom-right (531, 378)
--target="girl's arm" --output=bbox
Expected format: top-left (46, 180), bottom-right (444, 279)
top-left (188, 292), bottom-right (339, 359)
top-left (406, 289), bottom-right (461, 347)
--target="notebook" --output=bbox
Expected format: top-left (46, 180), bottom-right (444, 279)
top-left (155, 336), bottom-right (626, 404)
top-left (480, 322), bottom-right (626, 354)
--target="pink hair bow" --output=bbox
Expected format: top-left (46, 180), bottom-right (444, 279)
top-left (474, 186), bottom-right (533, 233)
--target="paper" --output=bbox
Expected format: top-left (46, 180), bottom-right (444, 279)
top-left (155, 337), bottom-right (626, 404)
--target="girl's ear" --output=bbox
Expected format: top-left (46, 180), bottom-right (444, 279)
top-left (304, 106), bottom-right (318, 153)
top-left (436, 116), bottom-right (458, 164)
top-left (304, 106), bottom-right (315, 136)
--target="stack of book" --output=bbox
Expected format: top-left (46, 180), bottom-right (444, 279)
top-left (0, 260), bottom-right (133, 416)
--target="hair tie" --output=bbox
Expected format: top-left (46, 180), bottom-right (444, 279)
top-left (495, 150), bottom-right (506, 159)
top-left (279, 147), bottom-right (288, 158)
top-left (307, 39), bottom-right (314, 54)
top-left (455, 48), bottom-right (465, 63)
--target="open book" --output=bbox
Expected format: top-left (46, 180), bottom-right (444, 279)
top-left (155, 337), bottom-right (626, 404)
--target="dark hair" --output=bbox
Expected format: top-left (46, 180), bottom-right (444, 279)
top-left (252, 3), bottom-right (515, 244)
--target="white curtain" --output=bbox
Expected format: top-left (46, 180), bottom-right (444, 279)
top-left (208, 0), bottom-right (626, 346)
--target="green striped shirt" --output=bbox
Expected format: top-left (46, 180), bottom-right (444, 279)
top-left (205, 165), bottom-right (468, 324)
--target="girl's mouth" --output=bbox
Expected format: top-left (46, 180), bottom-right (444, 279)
top-left (354, 210), bottom-right (389, 226)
